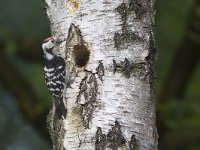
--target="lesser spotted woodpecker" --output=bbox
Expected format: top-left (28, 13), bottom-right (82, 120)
top-left (42, 37), bottom-right (66, 119)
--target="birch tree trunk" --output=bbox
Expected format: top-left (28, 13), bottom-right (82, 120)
top-left (44, 0), bottom-right (158, 150)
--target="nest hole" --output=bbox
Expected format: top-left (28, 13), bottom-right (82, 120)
top-left (73, 44), bottom-right (90, 67)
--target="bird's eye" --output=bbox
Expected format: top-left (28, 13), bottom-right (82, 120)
top-left (51, 40), bottom-right (55, 43)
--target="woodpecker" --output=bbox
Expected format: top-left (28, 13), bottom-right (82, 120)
top-left (42, 36), bottom-right (67, 119)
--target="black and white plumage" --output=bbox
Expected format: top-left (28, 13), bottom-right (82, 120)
top-left (42, 37), bottom-right (66, 119)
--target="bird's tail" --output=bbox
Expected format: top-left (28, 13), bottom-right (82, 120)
top-left (54, 97), bottom-right (67, 119)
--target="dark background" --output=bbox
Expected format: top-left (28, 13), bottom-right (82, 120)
top-left (0, 0), bottom-right (199, 149)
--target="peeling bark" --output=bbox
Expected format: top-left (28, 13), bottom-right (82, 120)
top-left (44, 0), bottom-right (158, 149)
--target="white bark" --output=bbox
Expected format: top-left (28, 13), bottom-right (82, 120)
top-left (45, 0), bottom-right (158, 150)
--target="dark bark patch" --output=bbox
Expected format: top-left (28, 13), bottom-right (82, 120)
top-left (107, 120), bottom-right (126, 149)
top-left (114, 30), bottom-right (138, 49)
top-left (47, 110), bottom-right (65, 150)
top-left (95, 127), bottom-right (107, 150)
top-left (79, 75), bottom-right (88, 96)
top-left (113, 60), bottom-right (118, 74)
top-left (66, 23), bottom-right (83, 47)
top-left (77, 61), bottom-right (104, 128)
top-left (129, 134), bottom-right (138, 150)
top-left (81, 102), bottom-right (94, 128)
top-left (123, 58), bottom-right (131, 78)
top-left (113, 58), bottom-right (129, 77)
top-left (96, 61), bottom-right (104, 81)
top-left (114, 58), bottom-right (131, 78)
top-left (145, 31), bottom-right (157, 99)
top-left (113, 58), bottom-right (146, 79)
top-left (77, 73), bottom-right (98, 128)
top-left (114, 3), bottom-right (142, 49)
top-left (129, 0), bottom-right (145, 19)
top-left (66, 23), bottom-right (90, 68)
top-left (95, 120), bottom-right (127, 149)
top-left (115, 2), bottom-right (128, 25)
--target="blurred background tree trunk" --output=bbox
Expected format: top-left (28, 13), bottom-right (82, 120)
top-left (45, 0), bottom-right (158, 149)
top-left (158, 0), bottom-right (200, 149)
top-left (159, 0), bottom-right (200, 102)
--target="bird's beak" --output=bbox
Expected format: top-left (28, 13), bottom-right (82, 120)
top-left (56, 37), bottom-right (66, 44)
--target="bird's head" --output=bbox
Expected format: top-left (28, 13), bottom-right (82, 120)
top-left (42, 36), bottom-right (57, 51)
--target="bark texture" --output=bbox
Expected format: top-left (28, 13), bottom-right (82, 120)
top-left (44, 0), bottom-right (157, 149)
